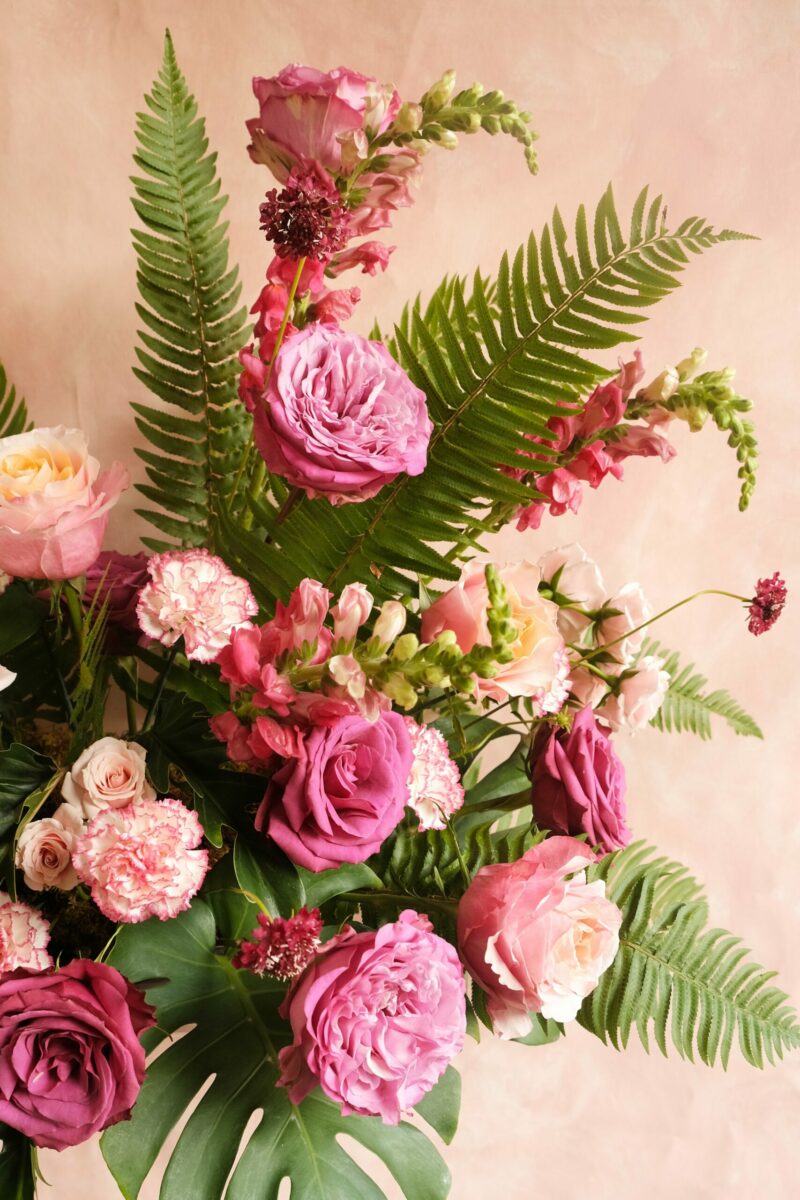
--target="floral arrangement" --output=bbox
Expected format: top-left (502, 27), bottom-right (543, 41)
top-left (0, 32), bottom-right (795, 1199)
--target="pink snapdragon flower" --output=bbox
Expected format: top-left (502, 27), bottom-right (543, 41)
top-left (136, 548), bottom-right (258, 663)
top-left (0, 893), bottom-right (52, 972)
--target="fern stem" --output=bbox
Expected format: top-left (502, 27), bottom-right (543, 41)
top-left (580, 589), bottom-right (749, 664)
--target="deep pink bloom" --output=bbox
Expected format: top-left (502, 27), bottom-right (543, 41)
top-left (248, 715), bottom-right (303, 763)
top-left (310, 286), bottom-right (361, 324)
top-left (0, 959), bottom-right (155, 1150)
top-left (256, 712), bottom-right (412, 871)
top-left (571, 441), bottom-right (624, 488)
top-left (260, 165), bottom-right (350, 261)
top-left (748, 572), bottom-right (787, 635)
top-left (606, 421), bottom-right (676, 464)
top-left (234, 907), bottom-right (323, 979)
top-left (253, 324), bottom-right (432, 503)
top-left (278, 910), bottom-right (466, 1123)
top-left (577, 381), bottom-right (625, 437)
top-left (83, 551), bottom-right (150, 649)
top-left (266, 253), bottom-right (327, 297)
top-left (536, 468), bottom-right (583, 517)
top-left (209, 711), bottom-right (257, 764)
top-left (532, 708), bottom-right (630, 852)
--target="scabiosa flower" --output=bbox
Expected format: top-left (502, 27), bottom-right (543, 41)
top-left (0, 892), bottom-right (52, 972)
top-left (136, 548), bottom-right (258, 663)
top-left (748, 572), bottom-right (787, 636)
top-left (405, 719), bottom-right (464, 831)
top-left (233, 907), bottom-right (323, 980)
top-left (72, 798), bottom-right (208, 924)
top-left (259, 166), bottom-right (350, 261)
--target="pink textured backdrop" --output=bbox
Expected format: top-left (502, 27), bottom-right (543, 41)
top-left (2, 0), bottom-right (799, 1196)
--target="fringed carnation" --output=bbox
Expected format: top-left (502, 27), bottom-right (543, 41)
top-left (405, 719), bottom-right (464, 831)
top-left (260, 167), bottom-right (350, 261)
top-left (748, 572), bottom-right (787, 636)
top-left (0, 892), bottom-right (52, 972)
top-left (233, 907), bottom-right (323, 980)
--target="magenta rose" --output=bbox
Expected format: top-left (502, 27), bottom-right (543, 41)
top-left (83, 550), bottom-right (149, 649)
top-left (532, 707), bottom-right (631, 852)
top-left (278, 910), bottom-right (466, 1123)
top-left (0, 959), bottom-right (155, 1150)
top-left (251, 324), bottom-right (432, 503)
top-left (256, 712), bottom-right (412, 871)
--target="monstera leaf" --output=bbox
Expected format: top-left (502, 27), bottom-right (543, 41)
top-left (102, 898), bottom-right (456, 1200)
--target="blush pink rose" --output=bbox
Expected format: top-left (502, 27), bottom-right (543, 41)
top-left (0, 892), bottom-right (52, 973)
top-left (421, 561), bottom-right (570, 713)
top-left (532, 708), bottom-right (631, 852)
top-left (61, 736), bottom-right (156, 820)
top-left (595, 581), bottom-right (652, 664)
top-left (278, 910), bottom-right (466, 1123)
top-left (257, 712), bottom-right (412, 871)
top-left (73, 798), bottom-right (208, 923)
top-left (0, 427), bottom-right (128, 580)
top-left (599, 655), bottom-right (670, 732)
top-left (253, 324), bottom-right (432, 503)
top-left (457, 837), bottom-right (622, 1034)
top-left (0, 959), bottom-right (155, 1150)
top-left (537, 543), bottom-right (606, 641)
top-left (14, 804), bottom-right (83, 891)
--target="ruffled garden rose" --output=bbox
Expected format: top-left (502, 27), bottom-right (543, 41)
top-left (0, 893), bottom-right (52, 972)
top-left (532, 708), bottom-right (630, 852)
top-left (136, 548), bottom-right (258, 663)
top-left (537, 543), bottom-right (606, 641)
top-left (599, 656), bottom-right (669, 732)
top-left (14, 804), bottom-right (83, 891)
top-left (73, 798), bottom-right (208, 923)
top-left (457, 837), bottom-right (622, 1034)
top-left (421, 560), bottom-right (570, 713)
top-left (61, 736), bottom-right (156, 821)
top-left (0, 959), bottom-right (155, 1150)
top-left (0, 427), bottom-right (128, 580)
top-left (257, 712), bottom-right (412, 871)
top-left (251, 324), bottom-right (432, 504)
top-left (278, 910), bottom-right (466, 1123)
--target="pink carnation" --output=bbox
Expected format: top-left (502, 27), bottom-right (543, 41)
top-left (278, 910), bottom-right (466, 1123)
top-left (136, 548), bottom-right (258, 663)
top-left (405, 719), bottom-right (465, 831)
top-left (0, 892), bottom-right (52, 972)
top-left (72, 798), bottom-right (208, 923)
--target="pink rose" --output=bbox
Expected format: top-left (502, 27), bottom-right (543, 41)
top-left (247, 65), bottom-right (400, 181)
top-left (537, 543), bottom-right (606, 641)
top-left (257, 712), bottom-right (412, 871)
top-left (599, 656), bottom-right (670, 732)
top-left (14, 803), bottom-right (83, 891)
top-left (83, 551), bottom-right (150, 652)
top-left (73, 797), bottom-right (208, 923)
top-left (331, 582), bottom-right (373, 641)
top-left (252, 324), bottom-right (432, 503)
top-left (457, 837), bottom-right (622, 1034)
top-left (532, 708), bottom-right (631, 852)
top-left (278, 910), bottom-right (466, 1123)
top-left (421, 561), bottom-right (570, 712)
top-left (0, 959), bottom-right (155, 1150)
top-left (0, 892), bottom-right (52, 972)
top-left (595, 582), bottom-right (652, 664)
top-left (0, 427), bottom-right (128, 580)
top-left (61, 736), bottom-right (156, 821)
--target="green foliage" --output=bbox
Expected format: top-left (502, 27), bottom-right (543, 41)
top-left (0, 362), bottom-right (29, 438)
top-left (413, 73), bottom-right (538, 172)
top-left (130, 32), bottom-right (249, 550)
top-left (0, 744), bottom-right (58, 887)
top-left (0, 584), bottom-right (46, 658)
top-left (0, 1124), bottom-right (36, 1200)
top-left (644, 639), bottom-right (763, 740)
top-left (102, 899), bottom-right (454, 1200)
top-left (222, 187), bottom-right (749, 606)
top-left (578, 842), bottom-right (800, 1068)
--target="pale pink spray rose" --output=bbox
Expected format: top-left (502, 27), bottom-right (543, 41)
top-left (61, 736), bottom-right (156, 821)
top-left (73, 798), bottom-right (209, 923)
top-left (599, 656), bottom-right (670, 732)
top-left (537, 543), bottom-right (606, 641)
top-left (252, 324), bottom-right (432, 504)
top-left (278, 910), bottom-right (466, 1123)
top-left (457, 837), bottom-right (622, 1034)
top-left (331, 582), bottom-right (373, 640)
top-left (136, 548), bottom-right (258, 663)
top-left (421, 560), bottom-right (570, 713)
top-left (0, 427), bottom-right (128, 580)
top-left (405, 718), bottom-right (465, 831)
top-left (0, 892), bottom-right (52, 972)
top-left (0, 664), bottom-right (16, 691)
top-left (15, 804), bottom-right (83, 891)
top-left (595, 581), bottom-right (652, 664)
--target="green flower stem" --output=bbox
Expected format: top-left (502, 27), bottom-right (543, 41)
top-left (580, 589), bottom-right (749, 664)
top-left (142, 642), bottom-right (180, 731)
top-left (338, 890), bottom-right (459, 917)
top-left (457, 787), bottom-right (533, 816)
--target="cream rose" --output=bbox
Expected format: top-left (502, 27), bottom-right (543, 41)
top-left (15, 804), bottom-right (83, 891)
top-left (0, 427), bottom-right (128, 580)
top-left (61, 737), bottom-right (156, 820)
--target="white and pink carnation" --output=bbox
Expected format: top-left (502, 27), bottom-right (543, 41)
top-left (72, 798), bottom-right (209, 923)
top-left (136, 548), bottom-right (258, 663)
top-left (405, 719), bottom-right (465, 831)
top-left (15, 804), bottom-right (83, 892)
top-left (0, 892), bottom-right (52, 972)
top-left (61, 736), bottom-right (155, 821)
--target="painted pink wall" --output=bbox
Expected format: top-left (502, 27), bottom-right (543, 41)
top-left (2, 1), bottom-right (798, 1196)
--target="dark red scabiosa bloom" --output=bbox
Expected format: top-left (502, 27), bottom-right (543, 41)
top-left (747, 572), bottom-right (787, 636)
top-left (233, 906), bottom-right (323, 980)
top-left (259, 166), bottom-right (350, 261)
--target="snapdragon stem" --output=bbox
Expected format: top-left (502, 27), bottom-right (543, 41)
top-left (580, 588), bottom-right (749, 664)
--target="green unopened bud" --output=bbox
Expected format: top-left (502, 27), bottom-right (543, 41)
top-left (641, 366), bottom-right (680, 403)
top-left (381, 674), bottom-right (417, 709)
top-left (675, 346), bottom-right (707, 381)
top-left (422, 69), bottom-right (457, 112)
top-left (672, 401), bottom-right (710, 432)
top-left (433, 629), bottom-right (459, 649)
top-left (392, 633), bottom-right (419, 662)
top-left (482, 114), bottom-right (501, 135)
top-left (435, 128), bottom-right (459, 150)
top-left (393, 101), bottom-right (423, 134)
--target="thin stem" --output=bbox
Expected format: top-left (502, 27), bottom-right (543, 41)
top-left (142, 642), bottom-right (179, 731)
top-left (338, 890), bottom-right (458, 917)
top-left (447, 816), bottom-right (472, 887)
top-left (580, 589), bottom-right (749, 664)
top-left (125, 691), bottom-right (139, 737)
top-left (459, 787), bottom-right (533, 816)
top-left (38, 621), bottom-right (73, 721)
top-left (95, 927), bottom-right (120, 964)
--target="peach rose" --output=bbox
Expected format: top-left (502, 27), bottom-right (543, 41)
top-left (15, 804), bottom-right (83, 891)
top-left (61, 737), bottom-right (156, 821)
top-left (421, 560), bottom-right (570, 713)
top-left (0, 427), bottom-right (128, 580)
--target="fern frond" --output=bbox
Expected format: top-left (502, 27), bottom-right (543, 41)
top-left (644, 639), bottom-right (763, 739)
top-left (0, 363), bottom-right (30, 438)
top-left (222, 187), bottom-right (749, 605)
top-left (579, 843), bottom-right (800, 1068)
top-left (130, 32), bottom-right (249, 550)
